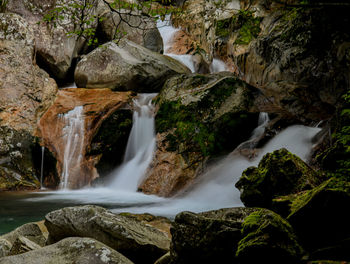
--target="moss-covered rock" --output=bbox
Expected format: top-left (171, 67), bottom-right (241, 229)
top-left (236, 208), bottom-right (304, 264)
top-left (280, 178), bottom-right (350, 251)
top-left (139, 72), bottom-right (259, 197)
top-left (236, 148), bottom-right (321, 208)
top-left (170, 207), bottom-right (258, 264)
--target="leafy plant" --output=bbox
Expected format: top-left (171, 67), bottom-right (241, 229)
top-left (234, 10), bottom-right (262, 45)
top-left (0, 0), bottom-right (7, 13)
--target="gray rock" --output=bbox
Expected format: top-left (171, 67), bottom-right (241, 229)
top-left (74, 39), bottom-right (190, 92)
top-left (45, 205), bottom-right (170, 264)
top-left (6, 0), bottom-right (98, 81)
top-left (0, 237), bottom-right (133, 264)
top-left (9, 236), bottom-right (42, 256)
top-left (0, 239), bottom-right (11, 258)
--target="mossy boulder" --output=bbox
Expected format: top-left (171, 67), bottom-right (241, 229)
top-left (278, 178), bottom-right (350, 252)
top-left (236, 148), bottom-right (321, 209)
top-left (170, 207), bottom-right (258, 264)
top-left (139, 72), bottom-right (259, 197)
top-left (236, 208), bottom-right (304, 264)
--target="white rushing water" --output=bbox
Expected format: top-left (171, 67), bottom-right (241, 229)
top-left (30, 112), bottom-right (320, 218)
top-left (110, 94), bottom-right (157, 191)
top-left (157, 17), bottom-right (227, 73)
top-left (59, 106), bottom-right (85, 189)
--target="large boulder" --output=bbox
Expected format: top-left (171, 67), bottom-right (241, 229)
top-left (44, 205), bottom-right (170, 264)
top-left (0, 13), bottom-right (57, 190)
top-left (236, 208), bottom-right (304, 264)
top-left (0, 237), bottom-right (133, 264)
top-left (138, 72), bottom-right (259, 197)
top-left (74, 40), bottom-right (191, 92)
top-left (96, 1), bottom-right (163, 53)
top-left (37, 89), bottom-right (132, 189)
top-left (6, 0), bottom-right (98, 81)
top-left (170, 207), bottom-right (257, 263)
top-left (235, 148), bottom-right (321, 209)
top-left (282, 178), bottom-right (350, 252)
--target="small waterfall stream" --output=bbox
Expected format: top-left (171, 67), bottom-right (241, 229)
top-left (59, 106), bottom-right (85, 189)
top-left (157, 17), bottom-right (227, 73)
top-left (111, 94), bottom-right (157, 191)
top-left (40, 146), bottom-right (45, 189)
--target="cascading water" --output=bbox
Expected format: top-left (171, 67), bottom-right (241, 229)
top-left (157, 17), bottom-right (227, 73)
top-left (59, 106), bottom-right (85, 189)
top-left (111, 94), bottom-right (157, 191)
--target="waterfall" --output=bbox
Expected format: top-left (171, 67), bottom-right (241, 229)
top-left (250, 112), bottom-right (270, 140)
top-left (157, 16), bottom-right (228, 73)
top-left (59, 106), bottom-right (85, 189)
top-left (111, 94), bottom-right (157, 191)
top-left (40, 146), bottom-right (44, 189)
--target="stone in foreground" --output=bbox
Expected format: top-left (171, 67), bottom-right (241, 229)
top-left (0, 237), bottom-right (133, 264)
top-left (45, 205), bottom-right (170, 264)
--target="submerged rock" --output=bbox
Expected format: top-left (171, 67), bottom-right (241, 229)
top-left (0, 13), bottom-right (57, 191)
top-left (45, 205), bottom-right (170, 264)
top-left (0, 237), bottom-right (133, 264)
top-left (236, 148), bottom-right (321, 209)
top-left (236, 208), bottom-right (304, 264)
top-left (74, 40), bottom-right (190, 92)
top-left (139, 73), bottom-right (259, 197)
top-left (37, 89), bottom-right (132, 189)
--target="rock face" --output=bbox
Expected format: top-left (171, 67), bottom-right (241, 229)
top-left (0, 13), bottom-right (58, 190)
top-left (6, 0), bottom-right (98, 81)
top-left (96, 1), bottom-right (163, 53)
top-left (170, 208), bottom-right (257, 263)
top-left (74, 40), bottom-right (191, 92)
top-left (0, 237), bottom-right (133, 264)
top-left (37, 89), bottom-right (132, 189)
top-left (235, 148), bottom-right (321, 208)
top-left (236, 208), bottom-right (304, 264)
top-left (45, 205), bottom-right (170, 264)
top-left (138, 73), bottom-right (259, 197)
top-left (230, 2), bottom-right (350, 122)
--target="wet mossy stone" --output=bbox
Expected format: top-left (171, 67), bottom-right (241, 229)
top-left (281, 178), bottom-right (350, 251)
top-left (236, 208), bottom-right (304, 264)
top-left (235, 148), bottom-right (321, 208)
top-left (170, 208), bottom-right (258, 264)
top-left (155, 72), bottom-right (259, 157)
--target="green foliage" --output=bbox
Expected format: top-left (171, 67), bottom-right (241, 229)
top-left (234, 10), bottom-right (262, 45)
top-left (0, 0), bottom-right (7, 13)
top-left (216, 18), bottom-right (233, 38)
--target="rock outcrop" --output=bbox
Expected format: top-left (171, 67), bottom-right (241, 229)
top-left (45, 205), bottom-right (170, 264)
top-left (0, 237), bottom-right (133, 264)
top-left (139, 72), bottom-right (259, 197)
top-left (0, 13), bottom-right (58, 190)
top-left (6, 0), bottom-right (98, 81)
top-left (235, 148), bottom-right (321, 209)
top-left (74, 40), bottom-right (191, 92)
top-left (37, 89), bottom-right (132, 189)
